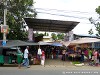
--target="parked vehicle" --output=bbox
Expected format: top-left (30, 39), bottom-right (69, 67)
top-left (0, 47), bottom-right (21, 66)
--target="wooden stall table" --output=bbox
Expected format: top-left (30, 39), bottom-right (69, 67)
top-left (68, 54), bottom-right (81, 61)
top-left (68, 54), bottom-right (76, 61)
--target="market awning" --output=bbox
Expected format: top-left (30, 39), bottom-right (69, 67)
top-left (61, 38), bottom-right (100, 47)
top-left (0, 40), bottom-right (38, 48)
top-left (71, 38), bottom-right (100, 45)
top-left (0, 40), bottom-right (53, 48)
top-left (24, 18), bottom-right (79, 33)
top-left (51, 42), bottom-right (63, 46)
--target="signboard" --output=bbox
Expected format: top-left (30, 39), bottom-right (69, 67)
top-left (2, 40), bottom-right (6, 46)
top-left (1, 25), bottom-right (9, 33)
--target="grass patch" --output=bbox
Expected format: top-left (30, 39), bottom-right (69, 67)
top-left (72, 61), bottom-right (81, 64)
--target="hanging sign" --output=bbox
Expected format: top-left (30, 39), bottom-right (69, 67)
top-left (1, 25), bottom-right (9, 33)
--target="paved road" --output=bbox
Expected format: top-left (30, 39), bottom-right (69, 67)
top-left (0, 65), bottom-right (100, 75)
top-left (0, 59), bottom-right (100, 75)
top-left (0, 68), bottom-right (100, 75)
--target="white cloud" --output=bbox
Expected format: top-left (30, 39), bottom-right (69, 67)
top-left (34, 0), bottom-right (100, 35)
top-left (35, 0), bottom-right (100, 12)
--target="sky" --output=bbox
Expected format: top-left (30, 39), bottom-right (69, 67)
top-left (34, 0), bottom-right (100, 35)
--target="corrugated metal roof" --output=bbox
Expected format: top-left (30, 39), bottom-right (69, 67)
top-left (24, 18), bottom-right (79, 33)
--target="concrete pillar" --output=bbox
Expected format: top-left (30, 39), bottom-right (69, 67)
top-left (28, 28), bottom-right (33, 41)
top-left (64, 31), bottom-right (74, 41)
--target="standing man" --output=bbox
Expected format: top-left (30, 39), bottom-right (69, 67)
top-left (22, 46), bottom-right (30, 68)
top-left (62, 49), bottom-right (66, 61)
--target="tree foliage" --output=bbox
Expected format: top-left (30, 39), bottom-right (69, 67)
top-left (34, 32), bottom-right (44, 37)
top-left (0, 0), bottom-right (37, 40)
top-left (51, 33), bottom-right (64, 41)
top-left (89, 6), bottom-right (100, 36)
top-left (57, 33), bottom-right (64, 40)
top-left (51, 33), bottom-right (57, 41)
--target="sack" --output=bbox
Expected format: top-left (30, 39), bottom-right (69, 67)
top-left (38, 48), bottom-right (42, 55)
top-left (41, 60), bottom-right (44, 65)
top-left (84, 56), bottom-right (88, 60)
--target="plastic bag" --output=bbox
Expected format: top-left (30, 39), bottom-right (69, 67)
top-left (41, 60), bottom-right (44, 65)
top-left (38, 48), bottom-right (42, 55)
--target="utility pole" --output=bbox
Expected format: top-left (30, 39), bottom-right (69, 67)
top-left (3, 0), bottom-right (7, 40)
top-left (2, 0), bottom-right (7, 46)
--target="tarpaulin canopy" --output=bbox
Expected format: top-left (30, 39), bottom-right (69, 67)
top-left (0, 40), bottom-right (38, 48)
top-left (51, 42), bottom-right (63, 46)
top-left (71, 38), bottom-right (100, 44)
top-left (38, 41), bottom-right (52, 45)
top-left (60, 41), bottom-right (71, 47)
top-left (61, 38), bottom-right (100, 47)
top-left (0, 40), bottom-right (53, 48)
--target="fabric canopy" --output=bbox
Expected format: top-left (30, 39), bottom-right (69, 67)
top-left (71, 38), bottom-right (100, 44)
top-left (60, 41), bottom-right (71, 47)
top-left (61, 38), bottom-right (100, 47)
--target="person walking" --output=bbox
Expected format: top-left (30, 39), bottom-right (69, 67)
top-left (22, 46), bottom-right (30, 68)
top-left (17, 49), bottom-right (23, 69)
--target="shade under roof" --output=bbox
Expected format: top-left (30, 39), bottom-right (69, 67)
top-left (24, 18), bottom-right (79, 33)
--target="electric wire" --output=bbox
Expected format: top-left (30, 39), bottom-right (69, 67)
top-left (35, 8), bottom-right (96, 14)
